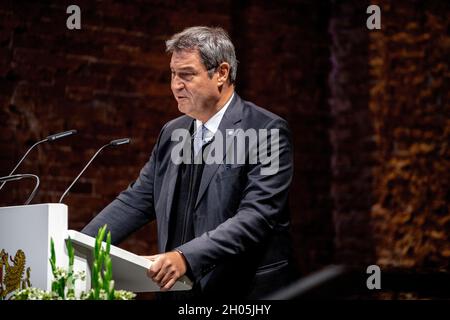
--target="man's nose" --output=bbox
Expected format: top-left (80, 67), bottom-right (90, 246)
top-left (171, 76), bottom-right (184, 91)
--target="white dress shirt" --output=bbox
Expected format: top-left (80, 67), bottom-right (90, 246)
top-left (194, 92), bottom-right (235, 143)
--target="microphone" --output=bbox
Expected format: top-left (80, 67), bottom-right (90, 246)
top-left (46, 130), bottom-right (77, 142)
top-left (0, 130), bottom-right (77, 191)
top-left (58, 138), bottom-right (131, 204)
top-left (109, 138), bottom-right (130, 146)
top-left (0, 174), bottom-right (40, 205)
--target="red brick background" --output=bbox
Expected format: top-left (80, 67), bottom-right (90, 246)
top-left (368, 0), bottom-right (450, 270)
top-left (0, 0), bottom-right (448, 298)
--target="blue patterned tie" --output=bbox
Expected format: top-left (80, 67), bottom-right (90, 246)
top-left (194, 125), bottom-right (209, 156)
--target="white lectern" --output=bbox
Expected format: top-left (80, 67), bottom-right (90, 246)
top-left (0, 204), bottom-right (86, 297)
top-left (67, 230), bottom-right (192, 292)
top-left (0, 204), bottom-right (191, 299)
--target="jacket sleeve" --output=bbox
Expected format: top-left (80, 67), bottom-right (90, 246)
top-left (176, 118), bottom-right (293, 280)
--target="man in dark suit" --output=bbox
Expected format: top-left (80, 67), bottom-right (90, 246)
top-left (82, 26), bottom-right (296, 299)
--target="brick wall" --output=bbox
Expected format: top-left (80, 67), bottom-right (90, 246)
top-left (368, 0), bottom-right (450, 270)
top-left (328, 0), bottom-right (450, 291)
top-left (328, 0), bottom-right (377, 266)
top-left (1, 0), bottom-right (449, 298)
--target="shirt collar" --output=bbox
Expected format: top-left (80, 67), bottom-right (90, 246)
top-left (195, 92), bottom-right (234, 140)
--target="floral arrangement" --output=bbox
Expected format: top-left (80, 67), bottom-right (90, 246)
top-left (12, 225), bottom-right (135, 300)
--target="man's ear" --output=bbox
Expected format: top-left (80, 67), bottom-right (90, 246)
top-left (217, 62), bottom-right (231, 86)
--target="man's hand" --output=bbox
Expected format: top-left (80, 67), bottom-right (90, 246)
top-left (143, 251), bottom-right (187, 291)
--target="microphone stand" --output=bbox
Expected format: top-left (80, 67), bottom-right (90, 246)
top-left (0, 174), bottom-right (40, 205)
top-left (0, 130), bottom-right (77, 191)
top-left (58, 138), bottom-right (130, 204)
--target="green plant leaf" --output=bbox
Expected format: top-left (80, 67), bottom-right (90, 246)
top-left (49, 238), bottom-right (56, 274)
top-left (17, 225), bottom-right (135, 300)
top-left (66, 236), bottom-right (74, 268)
top-left (106, 231), bottom-right (111, 255)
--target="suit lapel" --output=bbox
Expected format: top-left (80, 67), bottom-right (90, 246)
top-left (195, 94), bottom-right (243, 209)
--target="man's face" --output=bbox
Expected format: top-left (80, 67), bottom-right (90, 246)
top-left (170, 49), bottom-right (219, 119)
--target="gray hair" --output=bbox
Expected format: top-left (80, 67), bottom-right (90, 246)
top-left (166, 26), bottom-right (238, 84)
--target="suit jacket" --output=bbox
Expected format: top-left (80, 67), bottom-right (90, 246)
top-left (82, 93), bottom-right (295, 299)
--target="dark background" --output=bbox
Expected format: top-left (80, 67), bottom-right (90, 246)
top-left (0, 0), bottom-right (448, 299)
